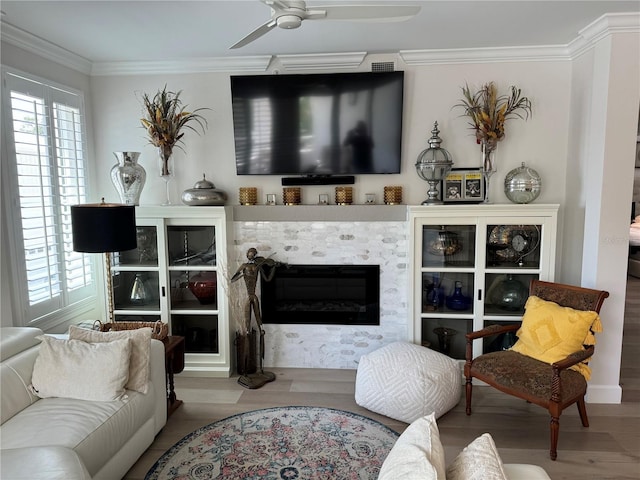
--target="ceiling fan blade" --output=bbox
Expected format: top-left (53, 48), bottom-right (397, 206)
top-left (229, 20), bottom-right (277, 49)
top-left (311, 5), bottom-right (421, 22)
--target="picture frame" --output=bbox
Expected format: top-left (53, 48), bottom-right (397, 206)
top-left (443, 168), bottom-right (484, 203)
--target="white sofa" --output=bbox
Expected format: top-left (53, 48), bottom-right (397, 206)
top-left (379, 414), bottom-right (551, 480)
top-left (0, 327), bottom-right (167, 480)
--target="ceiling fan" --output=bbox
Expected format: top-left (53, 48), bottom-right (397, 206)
top-left (230, 0), bottom-right (421, 49)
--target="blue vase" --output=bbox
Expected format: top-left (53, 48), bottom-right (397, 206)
top-left (446, 281), bottom-right (471, 310)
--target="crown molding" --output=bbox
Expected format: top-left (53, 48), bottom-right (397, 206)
top-left (277, 52), bottom-right (367, 71)
top-left (399, 44), bottom-right (571, 65)
top-left (2, 13), bottom-right (638, 75)
top-left (0, 21), bottom-right (92, 75)
top-left (568, 12), bottom-right (640, 59)
top-left (90, 56), bottom-right (273, 76)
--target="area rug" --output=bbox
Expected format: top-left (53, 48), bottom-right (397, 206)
top-left (145, 406), bottom-right (399, 480)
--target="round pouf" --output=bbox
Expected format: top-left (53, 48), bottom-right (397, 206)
top-left (355, 341), bottom-right (461, 423)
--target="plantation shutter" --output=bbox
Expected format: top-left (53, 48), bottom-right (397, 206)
top-left (3, 70), bottom-right (95, 323)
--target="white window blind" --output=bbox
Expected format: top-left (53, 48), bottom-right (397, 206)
top-left (3, 70), bottom-right (95, 324)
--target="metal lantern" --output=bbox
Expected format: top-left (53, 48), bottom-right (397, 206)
top-left (415, 122), bottom-right (454, 205)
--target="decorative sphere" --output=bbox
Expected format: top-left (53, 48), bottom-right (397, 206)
top-left (504, 162), bottom-right (541, 204)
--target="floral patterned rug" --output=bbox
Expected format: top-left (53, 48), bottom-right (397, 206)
top-left (145, 406), bottom-right (399, 480)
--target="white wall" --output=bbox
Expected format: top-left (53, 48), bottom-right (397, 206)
top-left (89, 59), bottom-right (571, 209)
top-left (573, 30), bottom-right (640, 403)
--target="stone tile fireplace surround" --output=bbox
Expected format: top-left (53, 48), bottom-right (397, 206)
top-left (233, 206), bottom-right (409, 369)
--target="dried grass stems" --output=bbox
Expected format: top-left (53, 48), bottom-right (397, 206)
top-left (139, 85), bottom-right (209, 175)
top-left (455, 82), bottom-right (532, 153)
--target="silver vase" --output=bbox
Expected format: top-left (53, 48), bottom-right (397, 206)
top-left (110, 152), bottom-right (146, 205)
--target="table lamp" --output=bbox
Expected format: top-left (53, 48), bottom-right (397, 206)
top-left (71, 199), bottom-right (137, 322)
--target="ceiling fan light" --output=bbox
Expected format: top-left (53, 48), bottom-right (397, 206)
top-left (277, 14), bottom-right (302, 29)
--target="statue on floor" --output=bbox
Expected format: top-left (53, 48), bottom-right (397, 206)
top-left (231, 247), bottom-right (281, 389)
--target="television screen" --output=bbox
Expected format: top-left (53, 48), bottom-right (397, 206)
top-left (231, 71), bottom-right (403, 176)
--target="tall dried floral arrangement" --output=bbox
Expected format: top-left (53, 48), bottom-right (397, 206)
top-left (140, 86), bottom-right (209, 176)
top-left (455, 82), bottom-right (532, 153)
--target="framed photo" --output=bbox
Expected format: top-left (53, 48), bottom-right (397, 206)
top-left (443, 168), bottom-right (484, 203)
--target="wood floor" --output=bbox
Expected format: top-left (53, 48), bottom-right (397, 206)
top-left (124, 277), bottom-right (640, 480)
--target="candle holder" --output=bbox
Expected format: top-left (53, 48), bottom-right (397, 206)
top-left (335, 186), bottom-right (353, 205)
top-left (239, 187), bottom-right (257, 205)
top-left (283, 187), bottom-right (301, 205)
top-left (384, 186), bottom-right (403, 205)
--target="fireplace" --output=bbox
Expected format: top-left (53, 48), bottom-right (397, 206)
top-left (260, 264), bottom-right (380, 325)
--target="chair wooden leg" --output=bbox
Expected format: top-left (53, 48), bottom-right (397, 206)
top-left (465, 378), bottom-right (472, 415)
top-left (550, 416), bottom-right (559, 461)
top-left (577, 397), bottom-right (589, 427)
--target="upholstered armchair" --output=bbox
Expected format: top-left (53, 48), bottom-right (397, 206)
top-left (464, 279), bottom-right (609, 460)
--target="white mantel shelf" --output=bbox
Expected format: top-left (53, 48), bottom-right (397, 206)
top-left (232, 205), bottom-right (407, 222)
top-left (232, 203), bottom-right (561, 222)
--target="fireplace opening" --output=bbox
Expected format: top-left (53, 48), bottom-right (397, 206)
top-left (260, 264), bottom-right (380, 325)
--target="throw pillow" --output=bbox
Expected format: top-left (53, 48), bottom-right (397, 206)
top-left (69, 325), bottom-right (153, 393)
top-left (510, 295), bottom-right (602, 380)
top-left (446, 433), bottom-right (508, 480)
top-left (30, 336), bottom-right (131, 401)
top-left (378, 413), bottom-right (446, 480)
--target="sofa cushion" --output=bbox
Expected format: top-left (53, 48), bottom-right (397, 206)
top-left (1, 346), bottom-right (41, 425)
top-left (0, 446), bottom-right (91, 480)
top-left (378, 413), bottom-right (446, 479)
top-left (0, 327), bottom-right (43, 361)
top-left (0, 386), bottom-right (156, 476)
top-left (30, 336), bottom-right (131, 402)
top-left (446, 433), bottom-right (508, 480)
top-left (69, 325), bottom-right (152, 394)
top-left (502, 464), bottom-right (552, 480)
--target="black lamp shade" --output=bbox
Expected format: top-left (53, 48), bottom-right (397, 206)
top-left (71, 203), bottom-right (137, 253)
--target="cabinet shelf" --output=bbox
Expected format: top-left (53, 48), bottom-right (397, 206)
top-left (167, 266), bottom-right (217, 272)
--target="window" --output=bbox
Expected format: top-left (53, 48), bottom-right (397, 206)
top-left (2, 69), bottom-right (95, 326)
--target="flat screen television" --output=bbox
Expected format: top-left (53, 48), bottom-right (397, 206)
top-left (231, 71), bottom-right (404, 177)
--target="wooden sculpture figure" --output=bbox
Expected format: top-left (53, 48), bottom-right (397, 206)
top-left (231, 247), bottom-right (279, 389)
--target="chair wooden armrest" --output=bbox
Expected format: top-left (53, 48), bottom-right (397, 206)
top-left (465, 324), bottom-right (521, 363)
top-left (465, 323), bottom-right (520, 341)
top-left (552, 345), bottom-right (594, 371)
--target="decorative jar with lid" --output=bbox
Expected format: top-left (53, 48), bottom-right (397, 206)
top-left (181, 174), bottom-right (227, 206)
top-left (504, 162), bottom-right (541, 204)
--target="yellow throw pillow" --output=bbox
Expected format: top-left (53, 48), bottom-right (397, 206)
top-left (510, 295), bottom-right (602, 380)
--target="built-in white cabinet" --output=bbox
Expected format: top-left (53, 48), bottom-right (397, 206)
top-left (111, 206), bottom-right (232, 377)
top-left (409, 204), bottom-right (559, 360)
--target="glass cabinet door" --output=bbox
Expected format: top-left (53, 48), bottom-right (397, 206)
top-left (419, 224), bottom-right (476, 360)
top-left (166, 224), bottom-right (219, 354)
top-left (112, 224), bottom-right (161, 318)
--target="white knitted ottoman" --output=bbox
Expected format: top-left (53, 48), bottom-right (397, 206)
top-left (355, 341), bottom-right (461, 423)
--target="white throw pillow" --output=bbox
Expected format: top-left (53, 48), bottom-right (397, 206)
top-left (378, 413), bottom-right (446, 480)
top-left (30, 335), bottom-right (131, 402)
top-left (69, 325), bottom-right (152, 394)
top-left (446, 433), bottom-right (508, 480)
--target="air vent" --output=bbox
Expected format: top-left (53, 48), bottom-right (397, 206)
top-left (371, 62), bottom-right (395, 72)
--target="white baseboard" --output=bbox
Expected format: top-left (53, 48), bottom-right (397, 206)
top-left (585, 384), bottom-right (623, 403)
